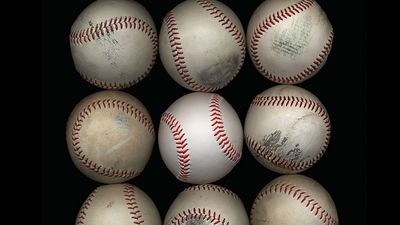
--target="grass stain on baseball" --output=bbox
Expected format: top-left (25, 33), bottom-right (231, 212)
top-left (185, 218), bottom-right (212, 225)
top-left (199, 54), bottom-right (239, 87)
top-left (263, 130), bottom-right (304, 162)
top-left (272, 14), bottom-right (312, 59)
top-left (262, 130), bottom-right (288, 153)
top-left (105, 201), bottom-right (114, 208)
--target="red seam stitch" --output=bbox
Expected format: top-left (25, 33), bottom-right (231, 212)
top-left (71, 99), bottom-right (155, 179)
top-left (169, 208), bottom-right (228, 225)
top-left (250, 0), bottom-right (333, 84)
top-left (164, 12), bottom-right (214, 92)
top-left (76, 187), bottom-right (98, 224)
top-left (161, 112), bottom-right (191, 181)
top-left (123, 184), bottom-right (145, 225)
top-left (209, 94), bottom-right (241, 162)
top-left (70, 16), bottom-right (158, 89)
top-left (78, 71), bottom-right (148, 90)
top-left (184, 184), bottom-right (239, 200)
top-left (251, 182), bottom-right (338, 225)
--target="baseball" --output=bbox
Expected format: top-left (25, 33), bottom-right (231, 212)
top-left (76, 183), bottom-right (161, 225)
top-left (164, 184), bottom-right (249, 225)
top-left (66, 90), bottom-right (155, 183)
top-left (247, 0), bottom-right (334, 84)
top-left (69, 0), bottom-right (158, 89)
top-left (158, 92), bottom-right (243, 184)
top-left (251, 174), bottom-right (338, 225)
top-left (159, 0), bottom-right (246, 92)
top-left (244, 85), bottom-right (331, 174)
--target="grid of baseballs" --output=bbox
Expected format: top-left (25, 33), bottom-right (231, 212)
top-left (67, 0), bottom-right (338, 224)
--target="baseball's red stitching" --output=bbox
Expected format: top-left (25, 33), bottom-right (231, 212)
top-left (71, 99), bottom-right (154, 178)
top-left (70, 16), bottom-right (158, 89)
top-left (184, 184), bottom-right (239, 200)
top-left (251, 182), bottom-right (338, 225)
top-left (246, 95), bottom-right (330, 171)
top-left (161, 112), bottom-right (191, 181)
top-left (168, 208), bottom-right (228, 225)
top-left (76, 187), bottom-right (98, 225)
top-left (123, 184), bottom-right (144, 225)
top-left (164, 12), bottom-right (214, 92)
top-left (209, 94), bottom-right (241, 162)
top-left (250, 0), bottom-right (334, 84)
top-left (78, 72), bottom-right (149, 90)
top-left (196, 0), bottom-right (246, 76)
top-left (70, 16), bottom-right (157, 47)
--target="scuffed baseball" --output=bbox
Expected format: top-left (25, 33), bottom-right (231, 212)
top-left (70, 0), bottom-right (158, 89)
top-left (75, 183), bottom-right (161, 225)
top-left (247, 0), bottom-right (334, 84)
top-left (158, 92), bottom-right (243, 184)
top-left (164, 184), bottom-right (249, 225)
top-left (66, 90), bottom-right (155, 183)
top-left (159, 0), bottom-right (246, 92)
top-left (251, 174), bottom-right (338, 225)
top-left (244, 85), bottom-right (331, 174)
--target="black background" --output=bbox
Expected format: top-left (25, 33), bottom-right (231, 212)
top-left (42, 0), bottom-right (367, 224)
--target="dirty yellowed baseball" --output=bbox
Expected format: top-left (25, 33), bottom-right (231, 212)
top-left (251, 174), bottom-right (339, 225)
top-left (75, 184), bottom-right (161, 225)
top-left (66, 90), bottom-right (155, 183)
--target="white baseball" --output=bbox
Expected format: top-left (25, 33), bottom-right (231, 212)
top-left (251, 174), bottom-right (338, 225)
top-left (244, 85), bottom-right (331, 174)
top-left (247, 0), bottom-right (334, 84)
top-left (69, 0), bottom-right (158, 89)
top-left (66, 90), bottom-right (155, 183)
top-left (76, 183), bottom-right (161, 225)
top-left (158, 92), bottom-right (243, 184)
top-left (164, 184), bottom-right (249, 225)
top-left (159, 0), bottom-right (246, 92)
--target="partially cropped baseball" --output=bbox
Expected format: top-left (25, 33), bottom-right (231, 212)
top-left (164, 184), bottom-right (249, 225)
top-left (158, 92), bottom-right (243, 184)
top-left (159, 0), bottom-right (246, 92)
top-left (251, 174), bottom-right (338, 225)
top-left (69, 0), bottom-right (158, 89)
top-left (76, 183), bottom-right (161, 225)
top-left (66, 90), bottom-right (155, 183)
top-left (244, 85), bottom-right (330, 174)
top-left (247, 0), bottom-right (334, 84)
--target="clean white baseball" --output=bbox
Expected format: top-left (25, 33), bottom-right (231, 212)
top-left (66, 90), bottom-right (155, 183)
top-left (159, 0), bottom-right (246, 92)
top-left (251, 174), bottom-right (338, 225)
top-left (247, 0), bottom-right (334, 84)
top-left (76, 183), bottom-right (161, 225)
top-left (69, 0), bottom-right (158, 89)
top-left (164, 184), bottom-right (249, 225)
top-left (158, 92), bottom-right (243, 184)
top-left (244, 85), bottom-right (331, 174)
